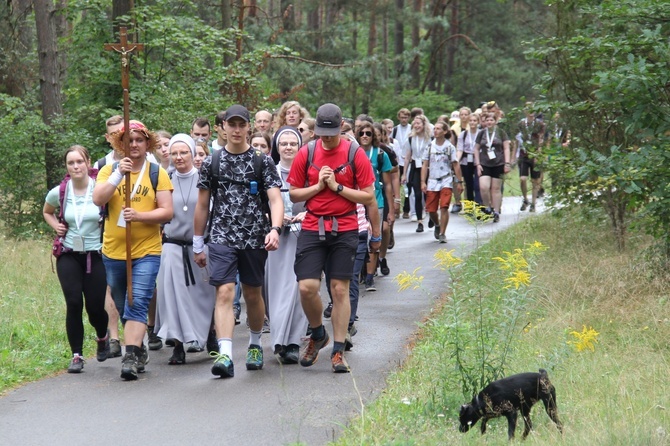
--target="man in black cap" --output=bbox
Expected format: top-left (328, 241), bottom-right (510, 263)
top-left (287, 103), bottom-right (379, 373)
top-left (193, 104), bottom-right (284, 378)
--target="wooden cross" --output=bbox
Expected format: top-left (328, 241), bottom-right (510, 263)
top-left (104, 27), bottom-right (144, 306)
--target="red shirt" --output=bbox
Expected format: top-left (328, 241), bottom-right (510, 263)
top-left (287, 138), bottom-right (375, 232)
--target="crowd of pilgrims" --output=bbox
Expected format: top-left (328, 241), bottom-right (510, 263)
top-left (44, 99), bottom-right (561, 379)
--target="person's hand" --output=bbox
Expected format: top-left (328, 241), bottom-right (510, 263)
top-left (421, 181), bottom-right (427, 193)
top-left (369, 239), bottom-right (381, 252)
top-left (292, 211), bottom-right (306, 223)
top-left (194, 251), bottom-right (207, 268)
top-left (457, 183), bottom-right (464, 193)
top-left (476, 165), bottom-right (483, 177)
top-left (400, 174), bottom-right (406, 184)
top-left (122, 206), bottom-right (139, 222)
top-left (503, 164), bottom-right (511, 174)
top-left (55, 223), bottom-right (67, 237)
top-left (117, 157), bottom-right (133, 175)
top-left (283, 214), bottom-right (293, 226)
top-left (264, 230), bottom-right (279, 251)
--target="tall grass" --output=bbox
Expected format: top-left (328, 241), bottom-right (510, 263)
top-left (334, 207), bottom-right (670, 445)
top-left (0, 236), bottom-right (77, 393)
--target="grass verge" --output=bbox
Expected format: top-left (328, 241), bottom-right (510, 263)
top-left (334, 207), bottom-right (669, 445)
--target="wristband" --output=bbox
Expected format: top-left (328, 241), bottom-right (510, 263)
top-left (108, 170), bottom-right (124, 187)
top-left (393, 198), bottom-right (401, 204)
top-left (193, 235), bottom-right (205, 254)
top-left (369, 235), bottom-right (382, 242)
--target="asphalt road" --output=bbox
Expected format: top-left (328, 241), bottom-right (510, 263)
top-left (0, 196), bottom-right (538, 446)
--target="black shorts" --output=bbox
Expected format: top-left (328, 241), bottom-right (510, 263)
top-left (208, 243), bottom-right (268, 287)
top-left (518, 157), bottom-right (541, 179)
top-left (294, 230), bottom-right (358, 281)
top-left (481, 164), bottom-right (505, 179)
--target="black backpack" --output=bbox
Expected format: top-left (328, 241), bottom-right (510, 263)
top-left (304, 139), bottom-right (361, 188)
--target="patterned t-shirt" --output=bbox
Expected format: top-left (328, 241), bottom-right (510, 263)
top-left (198, 147), bottom-right (282, 250)
top-left (421, 140), bottom-right (458, 192)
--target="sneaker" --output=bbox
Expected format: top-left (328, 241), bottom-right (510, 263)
top-left (434, 224), bottom-right (440, 240)
top-left (67, 355), bottom-right (84, 373)
top-left (96, 331), bottom-right (110, 362)
top-left (344, 333), bottom-right (353, 351)
top-left (410, 214), bottom-right (417, 222)
top-left (206, 330), bottom-right (218, 355)
top-left (529, 204), bottom-right (536, 212)
top-left (402, 212), bottom-right (410, 219)
top-left (283, 344), bottom-right (300, 364)
top-left (210, 352), bottom-right (235, 378)
top-left (439, 234), bottom-right (447, 243)
top-left (300, 330), bottom-right (330, 367)
top-left (137, 345), bottom-right (150, 373)
top-left (379, 258), bottom-right (390, 276)
top-left (520, 199), bottom-right (529, 211)
top-left (148, 328), bottom-right (163, 351)
top-left (493, 212), bottom-right (500, 223)
top-left (262, 317), bottom-right (271, 334)
top-left (416, 222), bottom-right (424, 233)
top-left (233, 306), bottom-right (241, 325)
top-left (331, 351), bottom-right (350, 373)
top-left (451, 203), bottom-right (462, 214)
top-left (246, 344), bottom-right (264, 370)
top-left (186, 340), bottom-right (204, 353)
top-left (120, 352), bottom-right (139, 380)
top-left (365, 278), bottom-right (376, 292)
top-left (427, 218), bottom-right (434, 228)
top-left (168, 344), bottom-right (186, 365)
top-left (348, 324), bottom-right (358, 337)
top-left (109, 339), bottom-right (122, 358)
top-left (323, 302), bottom-right (333, 319)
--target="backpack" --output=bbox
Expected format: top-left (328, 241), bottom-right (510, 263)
top-left (304, 139), bottom-right (361, 188)
top-left (207, 148), bottom-right (270, 234)
top-left (99, 162), bottom-right (160, 241)
top-left (95, 156), bottom-right (107, 169)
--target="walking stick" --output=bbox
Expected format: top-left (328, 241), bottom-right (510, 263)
top-left (104, 27), bottom-right (144, 306)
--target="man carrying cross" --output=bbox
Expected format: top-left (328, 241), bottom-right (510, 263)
top-left (93, 121), bottom-right (173, 380)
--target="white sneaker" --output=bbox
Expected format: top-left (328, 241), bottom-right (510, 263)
top-left (410, 215), bottom-right (417, 222)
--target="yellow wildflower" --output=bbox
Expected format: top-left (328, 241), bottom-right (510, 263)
top-left (568, 325), bottom-right (600, 352)
top-left (460, 200), bottom-right (492, 223)
top-left (492, 249), bottom-right (528, 271)
top-left (504, 269), bottom-right (531, 289)
top-left (395, 267), bottom-right (424, 292)
top-left (434, 249), bottom-right (463, 270)
top-left (525, 240), bottom-right (548, 256)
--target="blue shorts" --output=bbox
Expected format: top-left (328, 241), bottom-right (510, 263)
top-left (102, 255), bottom-right (160, 324)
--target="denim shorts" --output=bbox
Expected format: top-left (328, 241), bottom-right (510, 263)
top-left (102, 254), bottom-right (160, 324)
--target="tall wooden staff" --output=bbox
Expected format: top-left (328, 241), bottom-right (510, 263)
top-left (104, 27), bottom-right (144, 306)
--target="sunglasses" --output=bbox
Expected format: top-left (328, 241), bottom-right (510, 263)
top-left (358, 131), bottom-right (373, 137)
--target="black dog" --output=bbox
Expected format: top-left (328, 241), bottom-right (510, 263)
top-left (458, 369), bottom-right (563, 440)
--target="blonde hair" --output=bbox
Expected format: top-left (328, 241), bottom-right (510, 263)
top-left (411, 114), bottom-right (432, 140)
top-left (276, 101), bottom-right (307, 128)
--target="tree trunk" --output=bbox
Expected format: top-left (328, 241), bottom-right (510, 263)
top-left (112, 0), bottom-right (133, 37)
top-left (34, 0), bottom-right (64, 189)
top-left (308, 5), bottom-right (321, 50)
top-left (382, 1), bottom-right (389, 79)
top-left (445, 0), bottom-right (458, 95)
top-left (394, 0), bottom-right (404, 93)
top-left (281, 0), bottom-right (295, 30)
top-left (409, 0), bottom-right (421, 88)
top-left (221, 0), bottom-right (234, 66)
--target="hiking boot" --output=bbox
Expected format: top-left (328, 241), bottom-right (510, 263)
top-left (246, 344), bottom-right (264, 370)
top-left (379, 258), bottom-right (390, 276)
top-left (206, 330), bottom-right (218, 355)
top-left (300, 330), bottom-right (330, 367)
top-left (148, 328), bottom-right (163, 351)
top-left (323, 302), bottom-right (333, 319)
top-left (416, 222), bottom-right (424, 233)
top-left (109, 339), bottom-right (122, 358)
top-left (529, 204), bottom-right (536, 212)
top-left (96, 330), bottom-right (110, 362)
top-left (210, 352), bottom-right (234, 378)
top-left (451, 203), bottom-right (462, 214)
top-left (120, 352), bottom-right (139, 381)
top-left (344, 333), bottom-right (353, 351)
top-left (520, 199), bottom-right (529, 211)
top-left (365, 278), bottom-right (376, 292)
top-left (434, 224), bottom-right (440, 240)
top-left (331, 351), bottom-right (350, 373)
top-left (439, 234), bottom-right (447, 243)
top-left (137, 345), bottom-right (149, 373)
top-left (233, 305), bottom-right (241, 325)
top-left (186, 340), bottom-right (204, 353)
top-left (67, 355), bottom-right (84, 374)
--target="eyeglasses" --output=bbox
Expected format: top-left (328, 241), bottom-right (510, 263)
top-left (279, 141), bottom-right (299, 147)
top-left (298, 127), bottom-right (307, 132)
top-left (170, 151), bottom-right (191, 158)
top-left (358, 131), bottom-right (373, 137)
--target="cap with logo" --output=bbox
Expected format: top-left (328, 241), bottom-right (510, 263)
top-left (314, 103), bottom-right (342, 137)
top-left (449, 111), bottom-right (460, 122)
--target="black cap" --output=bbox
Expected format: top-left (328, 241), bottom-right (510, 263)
top-left (224, 104), bottom-right (250, 122)
top-left (314, 103), bottom-right (342, 137)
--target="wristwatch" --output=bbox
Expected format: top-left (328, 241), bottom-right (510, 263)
top-left (336, 184), bottom-right (344, 194)
top-left (270, 226), bottom-right (282, 235)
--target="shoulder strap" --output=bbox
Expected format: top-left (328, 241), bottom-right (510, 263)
top-left (347, 140), bottom-right (359, 189)
top-left (304, 140), bottom-right (318, 187)
top-left (253, 149), bottom-right (264, 188)
top-left (392, 126), bottom-right (397, 139)
top-left (96, 156), bottom-right (107, 169)
top-left (58, 177), bottom-right (70, 223)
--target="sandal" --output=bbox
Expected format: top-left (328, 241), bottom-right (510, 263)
top-left (168, 344), bottom-right (186, 365)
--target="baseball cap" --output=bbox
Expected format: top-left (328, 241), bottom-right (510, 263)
top-left (449, 111), bottom-right (460, 122)
top-left (314, 103), bottom-right (342, 137)
top-left (224, 104), bottom-right (250, 122)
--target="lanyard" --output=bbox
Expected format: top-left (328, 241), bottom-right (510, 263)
top-left (129, 160), bottom-right (148, 201)
top-left (68, 179), bottom-right (92, 231)
top-left (468, 130), bottom-right (477, 150)
top-left (485, 128), bottom-right (496, 149)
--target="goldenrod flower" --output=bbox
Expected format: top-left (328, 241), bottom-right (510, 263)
top-left (504, 269), bottom-right (531, 289)
top-left (395, 268), bottom-right (424, 292)
top-left (492, 249), bottom-right (528, 271)
top-left (525, 240), bottom-right (548, 256)
top-left (568, 325), bottom-right (600, 352)
top-left (434, 249), bottom-right (463, 270)
top-left (461, 200), bottom-right (492, 223)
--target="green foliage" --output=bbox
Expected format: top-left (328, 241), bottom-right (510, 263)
top-left (370, 89), bottom-right (458, 123)
top-left (528, 0), bottom-right (670, 252)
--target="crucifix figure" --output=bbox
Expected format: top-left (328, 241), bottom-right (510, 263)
top-left (104, 26), bottom-right (144, 306)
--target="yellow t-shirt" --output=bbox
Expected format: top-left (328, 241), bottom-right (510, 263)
top-left (97, 161), bottom-right (173, 260)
